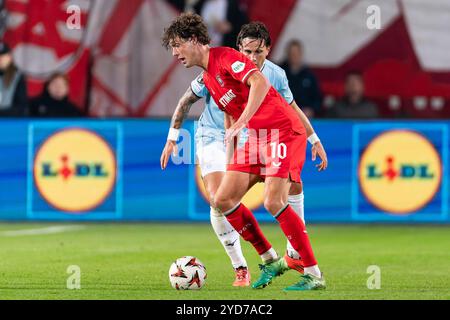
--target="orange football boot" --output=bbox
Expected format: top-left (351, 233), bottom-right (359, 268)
top-left (233, 266), bottom-right (251, 287)
top-left (284, 252), bottom-right (305, 274)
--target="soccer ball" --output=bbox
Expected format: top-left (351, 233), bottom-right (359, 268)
top-left (169, 256), bottom-right (207, 290)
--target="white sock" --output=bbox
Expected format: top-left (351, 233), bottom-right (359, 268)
top-left (288, 193), bottom-right (304, 222)
top-left (304, 265), bottom-right (321, 278)
top-left (260, 248), bottom-right (278, 264)
top-left (286, 193), bottom-right (304, 259)
top-left (210, 207), bottom-right (247, 269)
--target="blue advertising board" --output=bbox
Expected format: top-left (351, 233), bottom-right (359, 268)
top-left (28, 122), bottom-right (123, 220)
top-left (0, 119), bottom-right (449, 223)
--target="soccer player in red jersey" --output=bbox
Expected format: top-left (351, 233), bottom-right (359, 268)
top-left (162, 13), bottom-right (325, 290)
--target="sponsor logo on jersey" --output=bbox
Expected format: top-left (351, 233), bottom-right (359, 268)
top-left (358, 130), bottom-right (441, 215)
top-left (231, 61), bottom-right (245, 73)
top-left (34, 128), bottom-right (116, 212)
top-left (219, 89), bottom-right (236, 109)
top-left (215, 75), bottom-right (224, 87)
top-left (196, 73), bottom-right (204, 84)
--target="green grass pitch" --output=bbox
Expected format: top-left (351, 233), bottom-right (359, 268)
top-left (0, 223), bottom-right (449, 300)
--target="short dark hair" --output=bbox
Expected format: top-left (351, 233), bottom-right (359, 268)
top-left (0, 43), bottom-right (11, 55)
top-left (346, 71), bottom-right (364, 83)
top-left (161, 13), bottom-right (210, 49)
top-left (236, 21), bottom-right (271, 48)
top-left (347, 70), bottom-right (363, 78)
top-left (286, 39), bottom-right (303, 51)
top-left (44, 72), bottom-right (70, 98)
top-left (46, 72), bottom-right (69, 87)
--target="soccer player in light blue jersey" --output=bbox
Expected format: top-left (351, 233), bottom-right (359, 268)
top-left (161, 22), bottom-right (327, 290)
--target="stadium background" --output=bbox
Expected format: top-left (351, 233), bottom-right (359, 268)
top-left (1, 0), bottom-right (450, 223)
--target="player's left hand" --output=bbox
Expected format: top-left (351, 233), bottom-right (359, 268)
top-left (225, 120), bottom-right (246, 144)
top-left (312, 141), bottom-right (328, 171)
top-left (160, 140), bottom-right (178, 170)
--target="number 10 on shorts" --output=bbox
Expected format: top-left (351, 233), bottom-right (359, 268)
top-left (270, 142), bottom-right (287, 168)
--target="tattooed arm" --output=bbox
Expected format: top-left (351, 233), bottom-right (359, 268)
top-left (169, 87), bottom-right (201, 130)
top-left (161, 87), bottom-right (201, 170)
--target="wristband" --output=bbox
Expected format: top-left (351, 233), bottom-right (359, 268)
top-left (308, 133), bottom-right (320, 145)
top-left (167, 128), bottom-right (180, 141)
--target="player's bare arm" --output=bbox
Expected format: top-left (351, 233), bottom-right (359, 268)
top-left (160, 87), bottom-right (200, 170)
top-left (170, 86), bottom-right (200, 129)
top-left (224, 113), bottom-right (237, 165)
top-left (290, 100), bottom-right (328, 171)
top-left (225, 71), bottom-right (270, 143)
top-left (224, 112), bottom-right (233, 130)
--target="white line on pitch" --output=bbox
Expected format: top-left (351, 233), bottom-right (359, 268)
top-left (0, 225), bottom-right (86, 237)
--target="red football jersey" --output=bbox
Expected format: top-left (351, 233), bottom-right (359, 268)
top-left (202, 47), bottom-right (305, 135)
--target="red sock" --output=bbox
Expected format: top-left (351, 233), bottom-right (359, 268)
top-left (276, 205), bottom-right (317, 267)
top-left (225, 203), bottom-right (272, 255)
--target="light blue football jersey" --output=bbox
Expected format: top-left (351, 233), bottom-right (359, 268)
top-left (191, 59), bottom-right (294, 140)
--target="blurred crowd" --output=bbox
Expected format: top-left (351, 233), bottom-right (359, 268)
top-left (0, 43), bottom-right (84, 118)
top-left (0, 0), bottom-right (447, 119)
top-left (0, 37), bottom-right (379, 120)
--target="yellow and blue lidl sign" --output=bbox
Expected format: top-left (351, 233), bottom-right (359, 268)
top-left (28, 123), bottom-right (122, 219)
top-left (0, 119), bottom-right (448, 223)
top-left (353, 125), bottom-right (446, 220)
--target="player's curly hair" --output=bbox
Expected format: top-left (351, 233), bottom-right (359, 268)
top-left (236, 21), bottom-right (272, 48)
top-left (161, 13), bottom-right (211, 49)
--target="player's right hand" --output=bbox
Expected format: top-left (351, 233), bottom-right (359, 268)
top-left (225, 120), bottom-right (246, 144)
top-left (160, 140), bottom-right (178, 170)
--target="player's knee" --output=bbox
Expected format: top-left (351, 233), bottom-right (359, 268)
top-left (206, 187), bottom-right (218, 207)
top-left (213, 193), bottom-right (231, 212)
top-left (264, 198), bottom-right (285, 216)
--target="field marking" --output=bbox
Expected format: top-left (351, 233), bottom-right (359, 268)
top-left (0, 225), bottom-right (86, 237)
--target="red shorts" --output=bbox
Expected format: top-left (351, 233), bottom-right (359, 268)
top-left (227, 128), bottom-right (306, 183)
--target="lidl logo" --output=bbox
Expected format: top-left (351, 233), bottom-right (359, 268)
top-left (34, 128), bottom-right (116, 212)
top-left (366, 156), bottom-right (434, 181)
top-left (358, 130), bottom-right (442, 214)
top-left (41, 155), bottom-right (109, 180)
